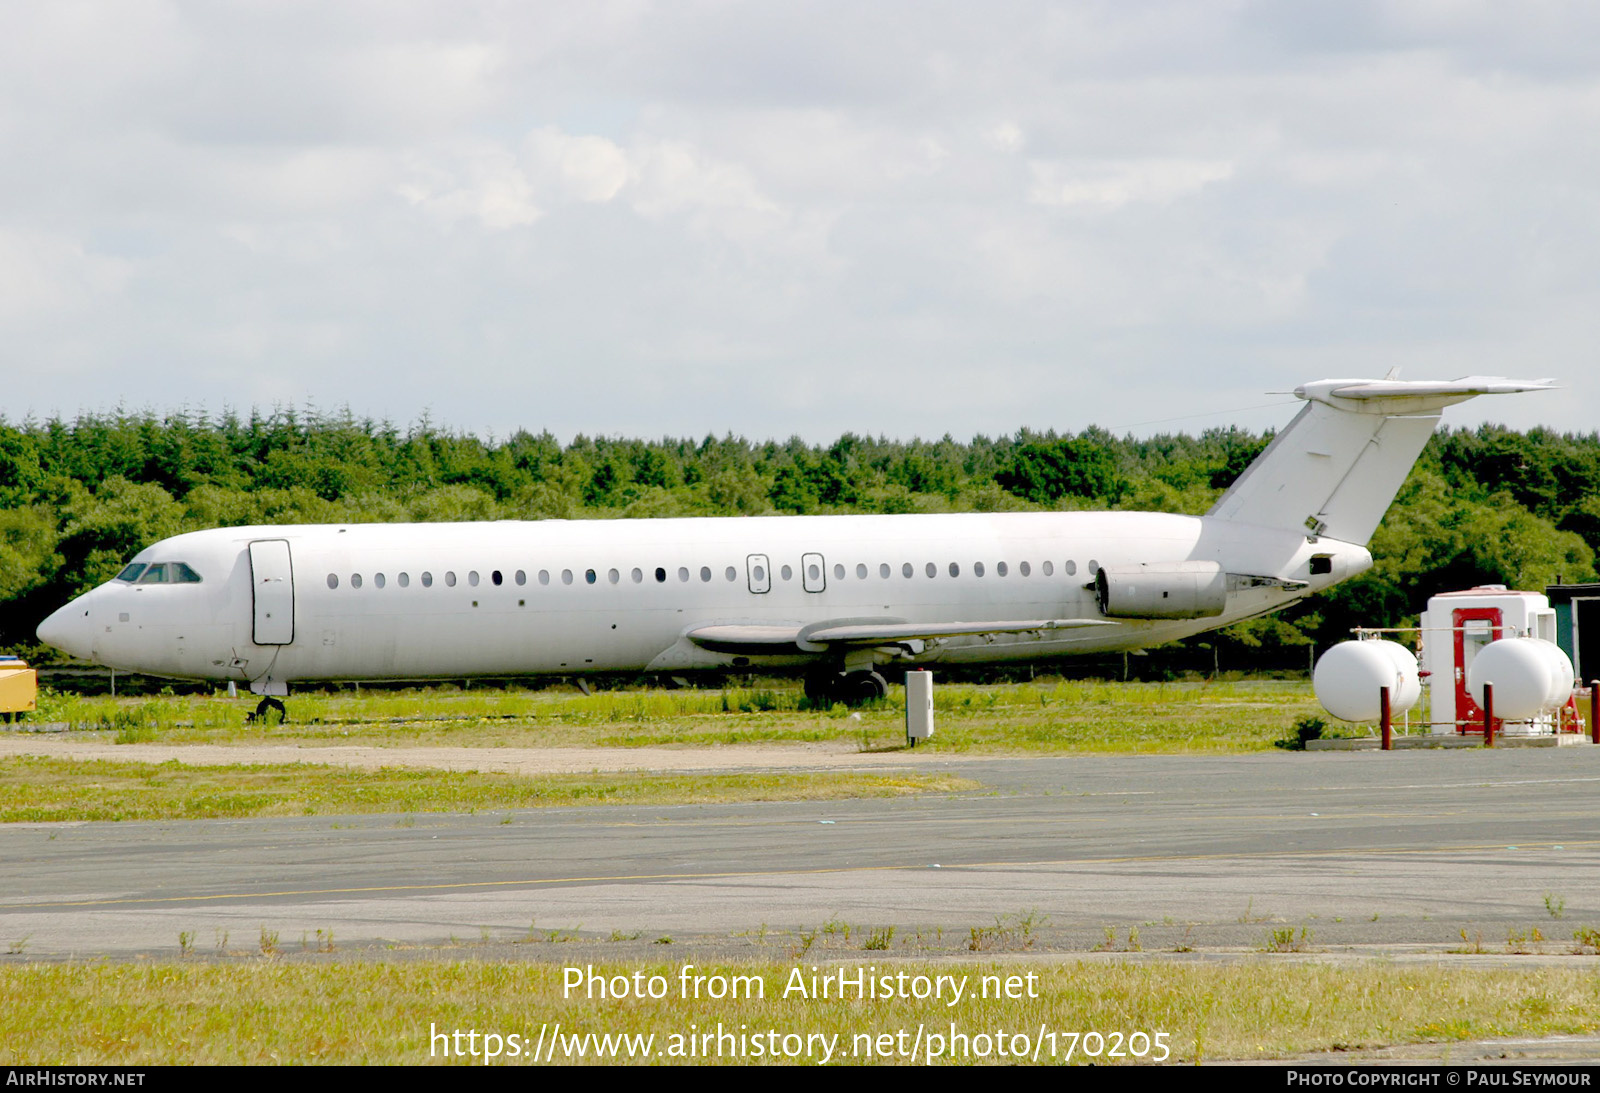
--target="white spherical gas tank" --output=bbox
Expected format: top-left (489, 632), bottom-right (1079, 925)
top-left (1467, 638), bottom-right (1574, 720)
top-left (1313, 640), bottom-right (1422, 722)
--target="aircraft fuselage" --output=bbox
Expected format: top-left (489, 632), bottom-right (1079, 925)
top-left (38, 510), bottom-right (1367, 693)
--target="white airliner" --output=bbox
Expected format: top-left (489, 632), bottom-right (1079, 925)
top-left (37, 377), bottom-right (1551, 719)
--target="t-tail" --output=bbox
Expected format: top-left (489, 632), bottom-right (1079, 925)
top-left (1208, 376), bottom-right (1556, 546)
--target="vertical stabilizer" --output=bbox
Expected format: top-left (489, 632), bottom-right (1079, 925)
top-left (1207, 377), bottom-right (1554, 545)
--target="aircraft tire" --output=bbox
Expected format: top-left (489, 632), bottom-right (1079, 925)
top-left (803, 671), bottom-right (838, 706)
top-left (249, 696), bottom-right (288, 724)
top-left (839, 670), bottom-right (889, 706)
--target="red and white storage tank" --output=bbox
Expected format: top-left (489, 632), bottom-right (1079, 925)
top-left (1418, 586), bottom-right (1572, 735)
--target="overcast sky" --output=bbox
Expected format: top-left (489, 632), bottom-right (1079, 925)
top-left (3, 1), bottom-right (1595, 443)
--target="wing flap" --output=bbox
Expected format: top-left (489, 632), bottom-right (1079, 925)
top-left (686, 617), bottom-right (1115, 655)
top-left (683, 625), bottom-right (811, 655)
top-left (805, 619), bottom-right (1115, 644)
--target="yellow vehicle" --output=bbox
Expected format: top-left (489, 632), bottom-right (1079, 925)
top-left (0, 656), bottom-right (36, 723)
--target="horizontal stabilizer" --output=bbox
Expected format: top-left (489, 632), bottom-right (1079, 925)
top-left (1319, 377), bottom-right (1556, 401)
top-left (686, 618), bottom-right (1115, 655)
top-left (1210, 374), bottom-right (1555, 545)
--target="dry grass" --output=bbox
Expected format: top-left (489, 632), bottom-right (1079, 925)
top-left (0, 757), bottom-right (977, 822)
top-left (1, 960), bottom-right (1596, 1064)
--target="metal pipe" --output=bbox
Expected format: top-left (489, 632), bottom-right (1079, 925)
top-left (1380, 685), bottom-right (1392, 751)
top-left (1484, 682), bottom-right (1495, 747)
top-left (1580, 678), bottom-right (1593, 748)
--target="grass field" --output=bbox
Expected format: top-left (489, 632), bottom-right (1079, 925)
top-left (1, 959), bottom-right (1596, 1065)
top-left (13, 677), bottom-right (1560, 1069)
top-left (0, 757), bottom-right (978, 823)
top-left (30, 677), bottom-right (1328, 753)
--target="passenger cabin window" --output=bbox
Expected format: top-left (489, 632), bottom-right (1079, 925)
top-left (608, 568), bottom-right (620, 584)
top-left (856, 564), bottom-right (867, 579)
top-left (585, 569), bottom-right (597, 584)
top-left (492, 570), bottom-right (503, 586)
top-left (422, 571), bottom-right (434, 587)
top-left (834, 564), bottom-right (845, 580)
top-left (655, 567), bottom-right (667, 583)
top-left (997, 562), bottom-right (1009, 576)
top-left (351, 573), bottom-right (363, 589)
top-left (445, 572), bottom-right (457, 587)
top-left (327, 574), bottom-right (338, 589)
top-left (469, 571), bottom-right (480, 587)
top-left (1020, 561), bottom-right (1031, 577)
top-left (724, 566), bottom-right (737, 581)
top-left (880, 564), bottom-right (890, 579)
top-left (925, 562), bottom-right (936, 578)
top-left (399, 573), bottom-right (410, 587)
top-left (975, 562), bottom-right (985, 577)
top-left (678, 567), bottom-right (690, 582)
top-left (562, 569), bottom-right (574, 585)
top-left (516, 570), bottom-right (526, 585)
top-left (632, 568), bottom-right (643, 583)
top-left (902, 563), bottom-right (913, 578)
top-left (374, 573), bottom-right (386, 588)
top-left (538, 570), bottom-right (550, 585)
top-left (781, 565), bottom-right (793, 581)
top-left (1043, 561), bottom-right (1054, 576)
top-left (949, 562), bottom-right (959, 577)
top-left (116, 563), bottom-right (147, 582)
top-left (700, 566), bottom-right (712, 582)
top-left (1065, 560), bottom-right (1077, 576)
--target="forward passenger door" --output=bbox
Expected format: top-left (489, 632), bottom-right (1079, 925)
top-left (249, 539), bottom-right (296, 645)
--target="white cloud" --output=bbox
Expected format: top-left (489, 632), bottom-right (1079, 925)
top-left (1028, 158), bottom-right (1236, 208)
top-left (988, 122), bottom-right (1025, 153)
top-left (3, 1), bottom-right (1600, 440)
top-left (0, 228), bottom-right (132, 323)
top-left (525, 129), bottom-right (632, 203)
top-left (399, 145), bottom-right (542, 230)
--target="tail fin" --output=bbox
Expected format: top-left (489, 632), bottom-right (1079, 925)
top-left (1207, 376), bottom-right (1555, 545)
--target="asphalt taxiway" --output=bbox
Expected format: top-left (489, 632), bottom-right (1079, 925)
top-left (2, 749), bottom-right (1597, 958)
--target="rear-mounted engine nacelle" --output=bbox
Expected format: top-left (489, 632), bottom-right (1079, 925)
top-left (1095, 561), bottom-right (1227, 620)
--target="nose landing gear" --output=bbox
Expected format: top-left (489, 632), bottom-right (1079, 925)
top-left (247, 696), bottom-right (288, 724)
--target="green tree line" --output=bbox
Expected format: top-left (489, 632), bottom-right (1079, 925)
top-left (2, 410), bottom-right (1595, 665)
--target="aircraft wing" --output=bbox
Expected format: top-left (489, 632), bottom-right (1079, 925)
top-left (685, 617), bottom-right (1116, 655)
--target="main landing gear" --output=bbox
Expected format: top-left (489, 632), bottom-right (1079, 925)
top-left (804, 669), bottom-right (889, 707)
top-left (247, 696), bottom-right (288, 724)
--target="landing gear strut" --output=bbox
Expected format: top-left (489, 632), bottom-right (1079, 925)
top-left (247, 696), bottom-right (288, 724)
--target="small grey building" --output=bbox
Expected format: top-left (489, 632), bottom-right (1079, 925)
top-left (1545, 584), bottom-right (1600, 686)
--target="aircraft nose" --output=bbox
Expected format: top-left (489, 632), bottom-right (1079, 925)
top-left (37, 598), bottom-right (94, 661)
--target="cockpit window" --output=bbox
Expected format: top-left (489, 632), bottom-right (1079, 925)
top-left (131, 562), bottom-right (203, 584)
top-left (116, 563), bottom-right (148, 583)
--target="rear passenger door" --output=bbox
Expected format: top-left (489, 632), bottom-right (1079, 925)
top-left (801, 552), bottom-right (826, 593)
